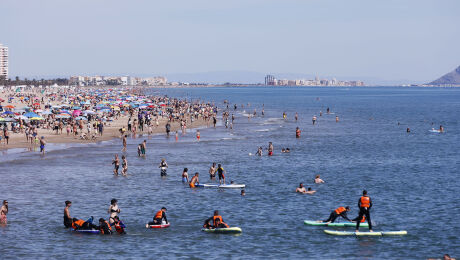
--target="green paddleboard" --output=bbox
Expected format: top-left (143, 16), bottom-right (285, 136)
top-left (324, 230), bottom-right (407, 236)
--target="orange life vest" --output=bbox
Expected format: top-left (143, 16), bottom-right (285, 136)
top-left (360, 196), bottom-right (370, 208)
top-left (212, 215), bottom-right (223, 226)
top-left (335, 207), bottom-right (346, 214)
top-left (72, 219), bottom-right (85, 229)
top-left (100, 220), bottom-right (111, 234)
top-left (154, 210), bottom-right (163, 219)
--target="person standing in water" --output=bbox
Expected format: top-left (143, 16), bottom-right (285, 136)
top-left (39, 136), bottom-right (46, 155)
top-left (175, 131), bottom-right (179, 142)
top-left (0, 200), bottom-right (8, 224)
top-left (182, 168), bottom-right (189, 183)
top-left (268, 142), bottom-right (274, 156)
top-left (217, 164), bottom-right (226, 184)
top-left (141, 140), bottom-right (147, 156)
top-left (296, 127), bottom-right (301, 138)
top-left (256, 147), bottom-right (263, 156)
top-left (295, 112), bottom-right (298, 122)
top-left (209, 163), bottom-right (216, 179)
top-left (314, 175), bottom-right (325, 183)
top-left (108, 199), bottom-right (121, 226)
top-left (63, 201), bottom-right (72, 228)
top-left (312, 116), bottom-right (317, 125)
top-left (356, 190), bottom-right (373, 232)
top-left (196, 130), bottom-right (200, 141)
top-left (112, 154), bottom-right (120, 176)
top-left (121, 155), bottom-right (128, 176)
top-left (336, 116), bottom-right (339, 122)
top-left (122, 135), bottom-right (127, 152)
top-left (189, 172), bottom-right (199, 188)
top-left (159, 159), bottom-right (168, 176)
top-left (283, 112), bottom-right (287, 120)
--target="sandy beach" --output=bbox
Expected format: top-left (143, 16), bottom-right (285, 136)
top-left (0, 86), bottom-right (212, 151)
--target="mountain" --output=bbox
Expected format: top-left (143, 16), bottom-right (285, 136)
top-left (428, 66), bottom-right (460, 85)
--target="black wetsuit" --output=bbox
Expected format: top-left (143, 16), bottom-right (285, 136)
top-left (323, 210), bottom-right (351, 223)
top-left (64, 215), bottom-right (72, 228)
top-left (356, 196), bottom-right (373, 230)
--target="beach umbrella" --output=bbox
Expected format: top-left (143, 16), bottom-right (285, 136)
top-left (2, 117), bottom-right (16, 122)
top-left (72, 106), bottom-right (81, 110)
top-left (35, 109), bottom-right (44, 113)
top-left (24, 112), bottom-right (40, 118)
top-left (41, 110), bottom-right (53, 115)
top-left (55, 114), bottom-right (71, 119)
top-left (83, 110), bottom-right (96, 114)
top-left (72, 110), bottom-right (82, 116)
top-left (5, 105), bottom-right (15, 109)
top-left (0, 118), bottom-right (5, 122)
top-left (3, 111), bottom-right (14, 115)
top-left (75, 116), bottom-right (88, 121)
top-left (30, 117), bottom-right (44, 121)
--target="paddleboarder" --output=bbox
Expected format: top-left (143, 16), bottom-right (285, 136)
top-left (356, 190), bottom-right (373, 232)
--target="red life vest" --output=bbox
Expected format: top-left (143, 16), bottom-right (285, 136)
top-left (335, 207), bottom-right (346, 214)
top-left (360, 196), bottom-right (370, 208)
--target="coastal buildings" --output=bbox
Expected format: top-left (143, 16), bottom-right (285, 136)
top-left (264, 75), bottom-right (364, 87)
top-left (69, 75), bottom-right (168, 86)
top-left (0, 43), bottom-right (8, 79)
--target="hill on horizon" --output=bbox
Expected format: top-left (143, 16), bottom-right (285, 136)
top-left (428, 65), bottom-right (460, 85)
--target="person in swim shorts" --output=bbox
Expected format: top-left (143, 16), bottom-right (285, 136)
top-left (189, 172), bottom-right (199, 188)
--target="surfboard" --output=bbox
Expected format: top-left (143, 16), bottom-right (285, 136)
top-left (195, 183), bottom-right (218, 188)
top-left (146, 223), bottom-right (170, 229)
top-left (324, 230), bottom-right (407, 236)
top-left (218, 184), bottom-right (246, 189)
top-left (304, 220), bottom-right (368, 228)
top-left (201, 227), bottom-right (242, 234)
top-left (429, 129), bottom-right (442, 133)
top-left (70, 228), bottom-right (100, 234)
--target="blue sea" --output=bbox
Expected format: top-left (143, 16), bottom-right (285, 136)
top-left (0, 87), bottom-right (459, 259)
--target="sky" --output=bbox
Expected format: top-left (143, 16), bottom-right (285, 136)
top-left (1, 0), bottom-right (459, 84)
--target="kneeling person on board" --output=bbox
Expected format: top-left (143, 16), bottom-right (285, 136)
top-left (189, 173), bottom-right (199, 188)
top-left (322, 206), bottom-right (351, 223)
top-left (356, 190), bottom-right (373, 232)
top-left (149, 207), bottom-right (168, 225)
top-left (203, 210), bottom-right (226, 229)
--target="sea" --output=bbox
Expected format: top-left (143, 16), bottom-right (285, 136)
top-left (0, 86), bottom-right (459, 259)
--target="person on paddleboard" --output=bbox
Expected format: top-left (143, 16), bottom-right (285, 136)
top-left (217, 164), bottom-right (226, 184)
top-left (148, 207), bottom-right (168, 225)
top-left (356, 190), bottom-right (373, 232)
top-left (203, 210), bottom-right (228, 229)
top-left (321, 206), bottom-right (352, 223)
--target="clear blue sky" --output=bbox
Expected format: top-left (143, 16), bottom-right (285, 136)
top-left (1, 0), bottom-right (459, 83)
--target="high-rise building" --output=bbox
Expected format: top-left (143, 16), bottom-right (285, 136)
top-left (0, 43), bottom-right (8, 79)
top-left (265, 75), bottom-right (276, 85)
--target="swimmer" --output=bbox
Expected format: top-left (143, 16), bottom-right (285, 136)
top-left (314, 175), bottom-right (324, 184)
top-left (295, 183), bottom-right (307, 193)
top-left (439, 125), bottom-right (444, 133)
top-left (175, 131), bottom-right (179, 141)
top-left (312, 116), bottom-right (317, 125)
top-left (209, 163), bottom-right (216, 179)
top-left (296, 127), bottom-right (301, 138)
top-left (182, 168), bottom-right (189, 183)
top-left (306, 187), bottom-right (316, 195)
top-left (241, 190), bottom-right (246, 196)
top-left (336, 116), bottom-right (339, 122)
top-left (407, 128), bottom-right (410, 133)
top-left (189, 172), bottom-right (199, 188)
top-left (256, 147), bottom-right (263, 156)
top-left (0, 200), bottom-right (8, 224)
top-left (295, 112), bottom-right (298, 121)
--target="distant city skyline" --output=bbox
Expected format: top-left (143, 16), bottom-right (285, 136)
top-left (1, 0), bottom-right (459, 84)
